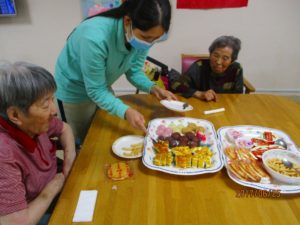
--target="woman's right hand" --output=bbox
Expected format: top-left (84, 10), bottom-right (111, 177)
top-left (125, 108), bottom-right (147, 133)
top-left (0, 173), bottom-right (66, 225)
top-left (195, 89), bottom-right (217, 102)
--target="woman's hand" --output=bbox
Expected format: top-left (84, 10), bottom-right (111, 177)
top-left (59, 122), bottom-right (76, 177)
top-left (194, 89), bottom-right (217, 102)
top-left (125, 108), bottom-right (147, 133)
top-left (150, 85), bottom-right (177, 100)
top-left (43, 173), bottom-right (65, 196)
top-left (0, 173), bottom-right (65, 225)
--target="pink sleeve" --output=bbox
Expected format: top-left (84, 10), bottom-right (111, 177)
top-left (0, 158), bottom-right (27, 215)
top-left (47, 117), bottom-right (64, 137)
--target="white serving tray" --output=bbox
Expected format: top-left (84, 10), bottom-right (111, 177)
top-left (142, 117), bottom-right (223, 175)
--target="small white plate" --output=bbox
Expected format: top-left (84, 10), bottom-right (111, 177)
top-left (112, 135), bottom-right (144, 159)
top-left (160, 100), bottom-right (193, 112)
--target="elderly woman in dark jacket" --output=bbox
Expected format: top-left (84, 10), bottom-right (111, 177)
top-left (171, 35), bottom-right (243, 102)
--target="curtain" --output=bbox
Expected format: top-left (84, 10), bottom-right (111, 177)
top-left (177, 0), bottom-right (248, 9)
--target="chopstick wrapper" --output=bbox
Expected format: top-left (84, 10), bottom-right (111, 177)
top-left (203, 108), bottom-right (225, 115)
top-left (73, 190), bottom-right (98, 222)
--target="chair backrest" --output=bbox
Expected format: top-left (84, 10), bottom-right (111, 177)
top-left (136, 56), bottom-right (169, 94)
top-left (181, 54), bottom-right (209, 74)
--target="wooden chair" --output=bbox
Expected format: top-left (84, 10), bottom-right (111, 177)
top-left (181, 54), bottom-right (255, 94)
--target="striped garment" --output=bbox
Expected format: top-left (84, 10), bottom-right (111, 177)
top-left (0, 117), bottom-right (63, 215)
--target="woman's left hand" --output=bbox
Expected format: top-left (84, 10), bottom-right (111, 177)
top-left (151, 85), bottom-right (178, 100)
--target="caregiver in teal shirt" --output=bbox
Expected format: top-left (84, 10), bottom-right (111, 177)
top-left (55, 0), bottom-right (176, 143)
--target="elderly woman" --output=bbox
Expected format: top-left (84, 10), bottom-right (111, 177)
top-left (0, 61), bottom-right (76, 225)
top-left (171, 35), bottom-right (243, 101)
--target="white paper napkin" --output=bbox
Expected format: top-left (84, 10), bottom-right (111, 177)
top-left (72, 190), bottom-right (98, 222)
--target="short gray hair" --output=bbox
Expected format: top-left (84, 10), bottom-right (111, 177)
top-left (209, 35), bottom-right (241, 61)
top-left (0, 61), bottom-right (56, 117)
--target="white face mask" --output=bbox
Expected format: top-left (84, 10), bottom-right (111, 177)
top-left (125, 23), bottom-right (168, 51)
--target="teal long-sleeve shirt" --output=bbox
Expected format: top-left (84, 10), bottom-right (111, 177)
top-left (55, 17), bottom-right (154, 119)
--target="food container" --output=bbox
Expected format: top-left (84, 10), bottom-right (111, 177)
top-left (106, 161), bottom-right (134, 181)
top-left (262, 150), bottom-right (300, 184)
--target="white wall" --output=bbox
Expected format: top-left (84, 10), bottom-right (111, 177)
top-left (0, 0), bottom-right (82, 73)
top-left (1, 0), bottom-right (300, 94)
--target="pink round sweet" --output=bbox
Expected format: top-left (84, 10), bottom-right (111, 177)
top-left (226, 129), bottom-right (243, 143)
top-left (156, 125), bottom-right (171, 137)
top-left (235, 137), bottom-right (254, 149)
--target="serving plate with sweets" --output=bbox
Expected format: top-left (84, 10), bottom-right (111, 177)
top-left (142, 117), bottom-right (223, 175)
top-left (217, 125), bottom-right (300, 194)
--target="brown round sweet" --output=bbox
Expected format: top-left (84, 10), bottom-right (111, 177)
top-left (185, 131), bottom-right (195, 140)
top-left (178, 139), bottom-right (188, 146)
top-left (169, 139), bottom-right (178, 148)
top-left (179, 136), bottom-right (189, 143)
top-left (188, 141), bottom-right (198, 148)
top-left (192, 136), bottom-right (200, 142)
top-left (157, 135), bottom-right (166, 141)
top-left (171, 132), bottom-right (181, 140)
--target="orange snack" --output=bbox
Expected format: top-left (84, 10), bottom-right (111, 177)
top-left (107, 162), bottom-right (133, 180)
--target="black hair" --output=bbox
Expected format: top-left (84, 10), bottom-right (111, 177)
top-left (86, 0), bottom-right (171, 32)
top-left (209, 36), bottom-right (241, 61)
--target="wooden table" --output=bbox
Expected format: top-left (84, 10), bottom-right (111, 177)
top-left (49, 94), bottom-right (300, 225)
